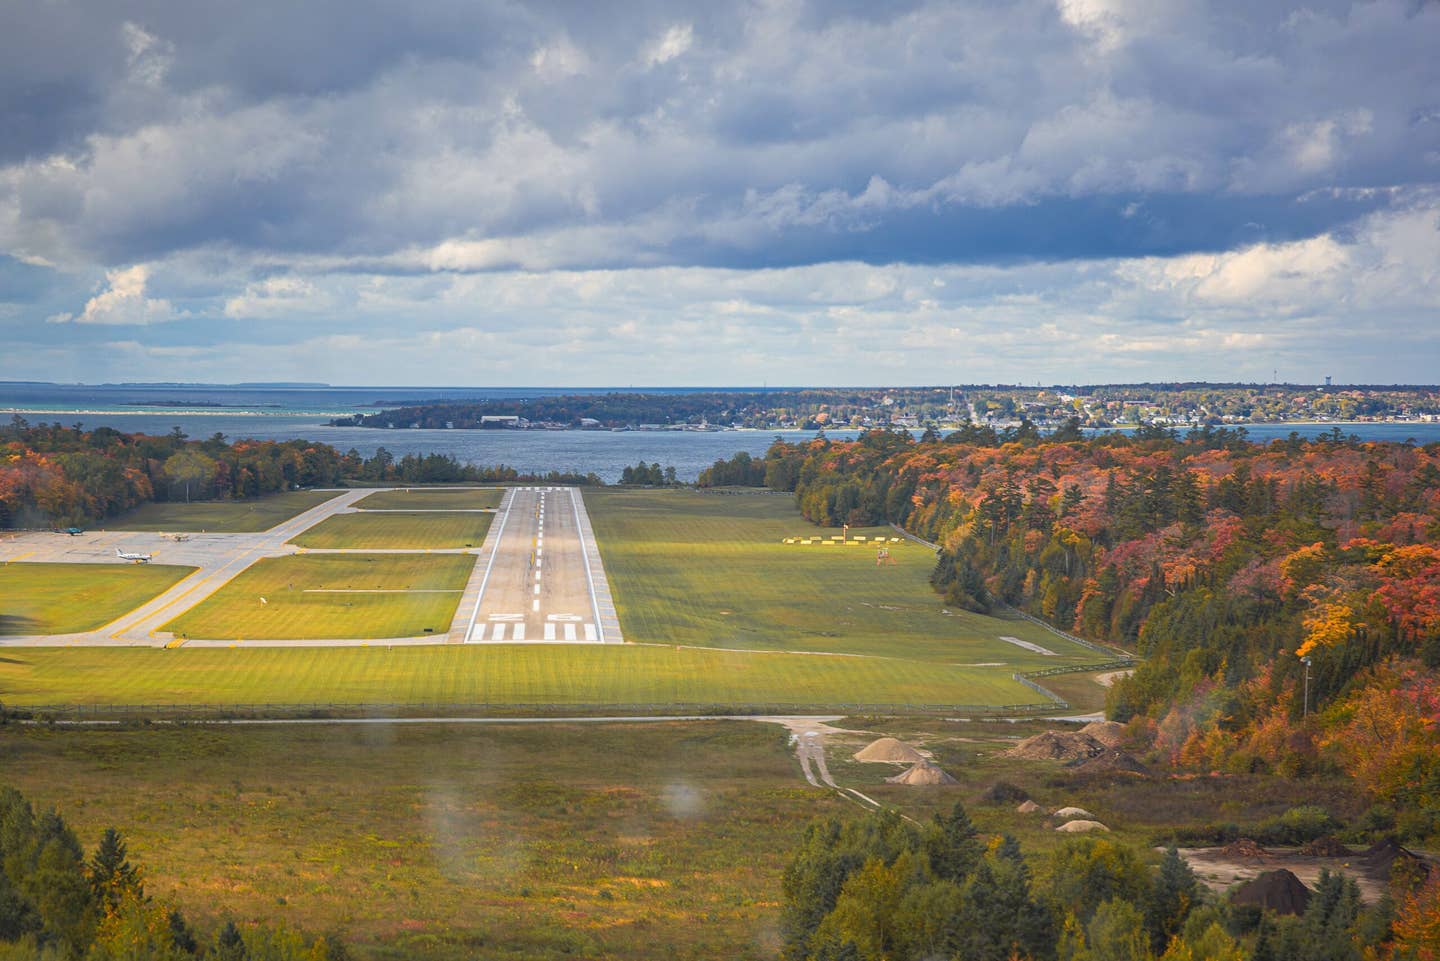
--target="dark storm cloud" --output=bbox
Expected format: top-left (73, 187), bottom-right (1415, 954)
top-left (4, 0), bottom-right (1438, 272)
top-left (2, 0), bottom-right (1438, 384)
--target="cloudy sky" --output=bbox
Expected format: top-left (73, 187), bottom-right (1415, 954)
top-left (2, 0), bottom-right (1438, 386)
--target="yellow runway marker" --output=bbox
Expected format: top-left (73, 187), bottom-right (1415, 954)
top-left (4, 552), bottom-right (34, 564)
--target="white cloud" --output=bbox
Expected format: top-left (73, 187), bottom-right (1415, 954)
top-left (223, 276), bottom-right (330, 318)
top-left (643, 24), bottom-right (693, 67)
top-left (52, 264), bottom-right (178, 326)
top-left (530, 37), bottom-right (587, 81)
top-left (122, 22), bottom-right (173, 88)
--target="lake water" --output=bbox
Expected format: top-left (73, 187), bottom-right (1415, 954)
top-left (6, 383), bottom-right (1440, 483)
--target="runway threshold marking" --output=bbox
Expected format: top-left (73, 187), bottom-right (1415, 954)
top-left (461, 487), bottom-right (517, 644)
top-left (569, 487), bottom-right (606, 644)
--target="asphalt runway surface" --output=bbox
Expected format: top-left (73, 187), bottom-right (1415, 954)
top-left (459, 486), bottom-right (621, 644)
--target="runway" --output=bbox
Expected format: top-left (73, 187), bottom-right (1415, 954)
top-left (1, 485), bottom-right (621, 647)
top-left (458, 487), bottom-right (622, 644)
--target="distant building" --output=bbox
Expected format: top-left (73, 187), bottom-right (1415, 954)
top-left (480, 415), bottom-right (527, 429)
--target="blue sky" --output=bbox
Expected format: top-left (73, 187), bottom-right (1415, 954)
top-left (2, 0), bottom-right (1438, 385)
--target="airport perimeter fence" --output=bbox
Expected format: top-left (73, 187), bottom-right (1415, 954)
top-left (4, 699), bottom-right (1068, 722)
top-left (1000, 604), bottom-right (1136, 660)
top-left (1013, 658), bottom-right (1138, 707)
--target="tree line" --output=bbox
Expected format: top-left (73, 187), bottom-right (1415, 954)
top-left (0, 784), bottom-right (346, 960)
top-left (0, 420), bottom-right (600, 529)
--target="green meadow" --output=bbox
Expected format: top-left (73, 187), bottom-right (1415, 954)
top-left (104, 490), bottom-right (342, 532)
top-left (0, 562), bottom-right (194, 635)
top-left (355, 488), bottom-right (503, 511)
top-left (161, 553), bottom-right (474, 640)
top-left (0, 643), bottom-right (1037, 708)
top-left (291, 511), bottom-right (492, 549)
top-left (586, 488), bottom-right (1097, 666)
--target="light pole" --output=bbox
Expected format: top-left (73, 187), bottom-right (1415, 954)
top-left (1301, 655), bottom-right (1313, 718)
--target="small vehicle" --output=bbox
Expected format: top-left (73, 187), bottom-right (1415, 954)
top-left (64, 527), bottom-right (84, 536)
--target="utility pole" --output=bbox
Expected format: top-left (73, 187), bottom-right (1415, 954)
top-left (1301, 655), bottom-right (1313, 718)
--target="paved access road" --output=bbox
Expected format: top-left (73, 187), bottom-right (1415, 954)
top-left (458, 486), bottom-right (621, 644)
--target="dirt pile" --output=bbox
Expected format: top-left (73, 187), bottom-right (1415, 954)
top-left (1231, 869), bottom-right (1312, 916)
top-left (854, 737), bottom-right (926, 764)
top-left (1299, 837), bottom-right (1355, 858)
top-left (1362, 838), bottom-right (1430, 880)
top-left (886, 761), bottom-right (958, 785)
top-left (1056, 820), bottom-right (1109, 833)
top-left (1006, 730), bottom-right (1106, 761)
top-left (1218, 838), bottom-right (1271, 861)
top-left (1071, 749), bottom-right (1150, 777)
top-left (1078, 720), bottom-right (1128, 747)
top-left (1017, 800), bottom-right (1041, 814)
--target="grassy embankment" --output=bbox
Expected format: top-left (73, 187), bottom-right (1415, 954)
top-left (104, 490), bottom-right (342, 532)
top-left (354, 488), bottom-right (503, 511)
top-left (0, 562), bottom-right (194, 635)
top-left (162, 554), bottom-right (474, 641)
top-left (291, 512), bottom-right (493, 550)
top-left (0, 720), bottom-right (840, 961)
top-left (0, 644), bottom-right (1034, 707)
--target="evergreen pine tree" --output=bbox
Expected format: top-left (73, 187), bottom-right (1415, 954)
top-left (926, 802), bottom-right (983, 884)
top-left (1145, 846), bottom-right (1198, 951)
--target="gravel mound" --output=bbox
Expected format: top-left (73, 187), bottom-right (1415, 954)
top-left (885, 761), bottom-right (958, 785)
top-left (1362, 838), bottom-right (1429, 879)
top-left (1056, 819), bottom-right (1109, 833)
top-left (1298, 836), bottom-right (1355, 858)
top-left (1218, 838), bottom-right (1271, 860)
top-left (1231, 869), bottom-right (1312, 916)
top-left (1052, 806), bottom-right (1095, 819)
top-left (1078, 720), bottom-right (1127, 747)
top-left (854, 737), bottom-right (926, 764)
top-left (1017, 800), bottom-right (1042, 814)
top-left (1006, 730), bottom-right (1106, 761)
top-left (1071, 749), bottom-right (1151, 777)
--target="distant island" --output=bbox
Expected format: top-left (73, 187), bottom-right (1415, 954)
top-left (328, 383), bottom-right (1440, 432)
top-left (135, 400), bottom-right (283, 408)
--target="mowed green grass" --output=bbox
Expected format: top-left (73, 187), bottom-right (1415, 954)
top-left (106, 490), bottom-right (341, 532)
top-left (0, 721), bottom-right (842, 961)
top-left (0, 644), bottom-right (1036, 707)
top-left (162, 554), bottom-right (474, 640)
top-left (586, 489), bottom-right (1097, 665)
top-left (0, 562), bottom-right (194, 635)
top-left (355, 488), bottom-right (503, 511)
top-left (291, 511), bottom-right (493, 549)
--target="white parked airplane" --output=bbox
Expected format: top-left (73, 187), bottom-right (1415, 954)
top-left (116, 548), bottom-right (153, 564)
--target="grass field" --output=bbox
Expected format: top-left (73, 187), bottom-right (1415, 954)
top-left (291, 512), bottom-right (493, 549)
top-left (586, 489), bottom-right (1098, 666)
top-left (0, 721), bottom-right (844, 961)
top-left (355, 488), bottom-right (503, 511)
top-left (0, 643), bottom-right (1040, 707)
top-left (161, 554), bottom-right (474, 640)
top-left (0, 562), bottom-right (194, 635)
top-left (106, 490), bottom-right (341, 532)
